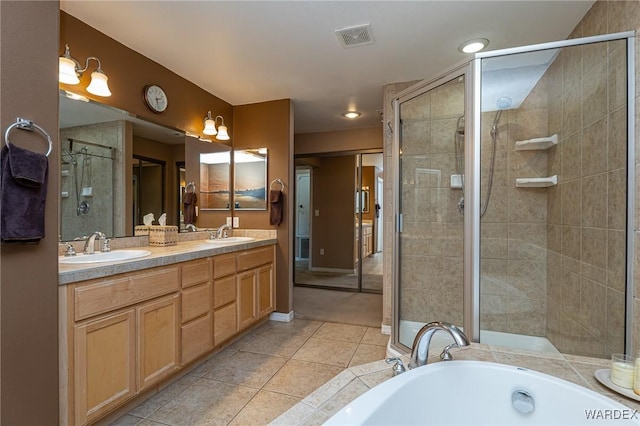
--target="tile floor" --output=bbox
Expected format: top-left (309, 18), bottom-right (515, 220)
top-left (111, 319), bottom-right (388, 426)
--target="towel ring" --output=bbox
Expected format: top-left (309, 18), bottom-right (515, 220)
top-left (4, 118), bottom-right (53, 157)
top-left (270, 178), bottom-right (285, 191)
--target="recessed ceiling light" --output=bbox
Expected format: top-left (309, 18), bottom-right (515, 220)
top-left (343, 111), bottom-right (361, 119)
top-left (458, 38), bottom-right (489, 54)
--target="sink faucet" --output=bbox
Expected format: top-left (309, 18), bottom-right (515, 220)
top-left (216, 223), bottom-right (232, 238)
top-left (83, 231), bottom-right (105, 255)
top-left (409, 321), bottom-right (470, 369)
top-left (185, 224), bottom-right (197, 232)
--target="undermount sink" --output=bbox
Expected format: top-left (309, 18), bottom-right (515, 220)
top-left (203, 236), bottom-right (255, 244)
top-left (59, 249), bottom-right (152, 264)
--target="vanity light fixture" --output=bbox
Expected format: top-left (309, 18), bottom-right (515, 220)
top-left (59, 44), bottom-right (112, 97)
top-left (343, 111), bottom-right (361, 119)
top-left (202, 111), bottom-right (230, 141)
top-left (458, 38), bottom-right (489, 54)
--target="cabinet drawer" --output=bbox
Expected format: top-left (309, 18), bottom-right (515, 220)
top-left (181, 312), bottom-right (213, 365)
top-left (236, 246), bottom-right (274, 272)
top-left (182, 259), bottom-right (211, 288)
top-left (214, 303), bottom-right (237, 344)
top-left (213, 253), bottom-right (236, 279)
top-left (75, 267), bottom-right (180, 321)
top-left (182, 282), bottom-right (212, 323)
top-left (214, 275), bottom-right (236, 309)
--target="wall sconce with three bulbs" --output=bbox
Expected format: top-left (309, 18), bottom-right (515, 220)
top-left (203, 111), bottom-right (230, 141)
top-left (58, 44), bottom-right (112, 97)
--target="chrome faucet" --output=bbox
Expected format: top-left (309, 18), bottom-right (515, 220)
top-left (409, 321), bottom-right (470, 369)
top-left (185, 224), bottom-right (197, 232)
top-left (216, 223), bottom-right (232, 238)
top-left (83, 231), bottom-right (105, 255)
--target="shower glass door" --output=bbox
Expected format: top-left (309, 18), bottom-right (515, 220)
top-left (477, 34), bottom-right (633, 358)
top-left (394, 69), bottom-right (468, 349)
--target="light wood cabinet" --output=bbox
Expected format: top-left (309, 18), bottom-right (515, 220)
top-left (61, 243), bottom-right (276, 425)
top-left (180, 259), bottom-right (213, 365)
top-left (137, 294), bottom-right (180, 391)
top-left (237, 270), bottom-right (258, 330)
top-left (73, 310), bottom-right (136, 425)
top-left (236, 246), bottom-right (275, 331)
top-left (257, 263), bottom-right (275, 318)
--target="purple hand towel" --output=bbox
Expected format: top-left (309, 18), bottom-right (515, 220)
top-left (269, 189), bottom-right (283, 226)
top-left (1, 144), bottom-right (49, 243)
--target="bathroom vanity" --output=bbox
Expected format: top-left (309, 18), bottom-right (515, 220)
top-left (58, 236), bottom-right (276, 426)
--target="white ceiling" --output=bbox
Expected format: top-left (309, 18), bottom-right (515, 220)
top-left (60, 1), bottom-right (595, 135)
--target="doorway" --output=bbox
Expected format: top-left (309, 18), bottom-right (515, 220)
top-left (132, 156), bottom-right (165, 226)
top-left (293, 152), bottom-right (383, 293)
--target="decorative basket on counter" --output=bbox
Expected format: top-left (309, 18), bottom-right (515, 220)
top-left (148, 225), bottom-right (178, 246)
top-left (134, 225), bottom-right (150, 236)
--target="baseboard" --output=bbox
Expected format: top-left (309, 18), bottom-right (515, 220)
top-left (309, 266), bottom-right (356, 274)
top-left (381, 323), bottom-right (391, 335)
top-left (269, 311), bottom-right (294, 322)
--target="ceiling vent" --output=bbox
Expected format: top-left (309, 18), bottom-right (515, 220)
top-left (335, 24), bottom-right (374, 48)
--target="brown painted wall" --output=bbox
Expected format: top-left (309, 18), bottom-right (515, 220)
top-left (311, 156), bottom-right (357, 270)
top-left (233, 100), bottom-right (293, 313)
top-left (295, 126), bottom-right (382, 156)
top-left (0, 1), bottom-right (60, 423)
top-left (60, 12), bottom-right (233, 137)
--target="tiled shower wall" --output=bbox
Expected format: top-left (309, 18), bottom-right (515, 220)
top-left (60, 120), bottom-right (126, 241)
top-left (383, 0), bottom-right (640, 359)
top-left (543, 4), bottom-right (632, 358)
top-left (480, 84), bottom-right (549, 337)
top-left (398, 78), bottom-right (465, 327)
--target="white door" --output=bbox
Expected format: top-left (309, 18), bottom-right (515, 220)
top-left (296, 169), bottom-right (311, 259)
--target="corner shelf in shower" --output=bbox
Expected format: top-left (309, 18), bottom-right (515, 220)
top-left (515, 175), bottom-right (558, 188)
top-left (515, 134), bottom-right (558, 150)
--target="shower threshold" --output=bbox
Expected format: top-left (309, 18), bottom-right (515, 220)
top-left (398, 320), bottom-right (559, 356)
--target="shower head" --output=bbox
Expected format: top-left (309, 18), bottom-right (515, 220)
top-left (496, 96), bottom-right (513, 110)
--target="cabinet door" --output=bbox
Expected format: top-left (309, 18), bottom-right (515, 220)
top-left (257, 263), bottom-right (275, 318)
top-left (74, 310), bottom-right (136, 425)
top-left (236, 270), bottom-right (257, 330)
top-left (137, 294), bottom-right (180, 391)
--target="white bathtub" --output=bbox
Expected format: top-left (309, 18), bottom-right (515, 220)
top-left (325, 361), bottom-right (639, 425)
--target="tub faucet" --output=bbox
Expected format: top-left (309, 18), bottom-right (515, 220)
top-left (83, 231), bottom-right (105, 255)
top-left (216, 223), bottom-right (232, 238)
top-left (409, 321), bottom-right (470, 369)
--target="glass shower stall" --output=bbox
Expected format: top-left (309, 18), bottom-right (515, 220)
top-left (392, 31), bottom-right (635, 360)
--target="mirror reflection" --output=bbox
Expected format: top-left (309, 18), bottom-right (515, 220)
top-left (59, 93), bottom-right (186, 241)
top-left (199, 150), bottom-right (231, 210)
top-left (234, 148), bottom-right (268, 210)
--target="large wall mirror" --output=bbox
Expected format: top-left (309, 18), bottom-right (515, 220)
top-left (59, 93), bottom-right (189, 240)
top-left (233, 148), bottom-right (268, 210)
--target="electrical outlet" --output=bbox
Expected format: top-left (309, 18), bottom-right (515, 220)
top-left (233, 217), bottom-right (239, 228)
top-left (226, 217), bottom-right (232, 226)
top-left (320, 248), bottom-right (324, 255)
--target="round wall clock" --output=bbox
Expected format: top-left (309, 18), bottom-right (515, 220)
top-left (143, 84), bottom-right (168, 113)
